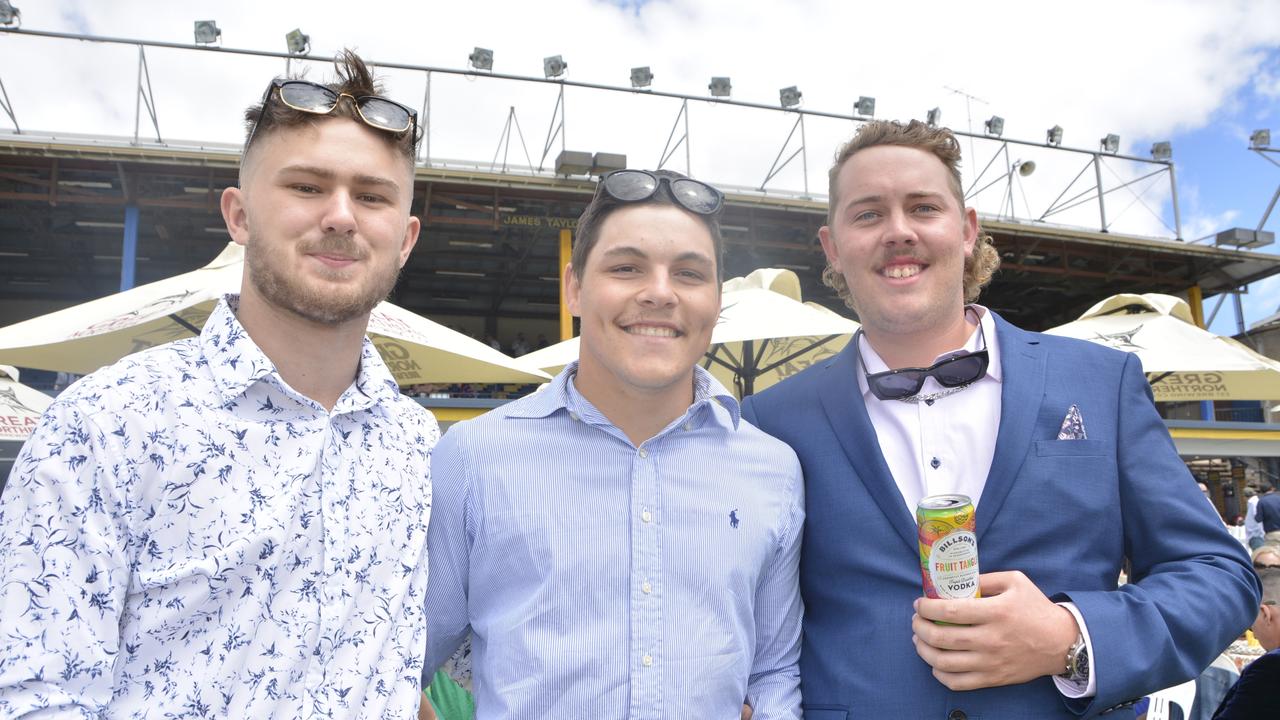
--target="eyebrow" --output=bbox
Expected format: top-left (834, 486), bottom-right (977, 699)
top-left (845, 190), bottom-right (947, 208)
top-left (600, 245), bottom-right (715, 267)
top-left (277, 164), bottom-right (402, 193)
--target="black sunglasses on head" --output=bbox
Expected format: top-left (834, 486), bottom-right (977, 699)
top-left (246, 79), bottom-right (417, 147)
top-left (858, 316), bottom-right (989, 401)
top-left (599, 169), bottom-right (724, 216)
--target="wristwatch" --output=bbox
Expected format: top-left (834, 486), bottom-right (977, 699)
top-left (1058, 632), bottom-right (1089, 684)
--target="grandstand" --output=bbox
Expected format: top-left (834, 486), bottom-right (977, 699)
top-left (1, 27), bottom-right (1278, 345)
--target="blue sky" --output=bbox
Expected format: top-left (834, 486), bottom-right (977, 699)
top-left (1159, 47), bottom-right (1280, 333)
top-left (2, 0), bottom-right (1279, 332)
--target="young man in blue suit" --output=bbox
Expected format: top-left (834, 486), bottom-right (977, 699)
top-left (740, 120), bottom-right (1260, 719)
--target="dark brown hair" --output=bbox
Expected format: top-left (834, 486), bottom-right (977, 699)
top-left (571, 169), bottom-right (724, 281)
top-left (241, 49), bottom-right (419, 167)
top-left (823, 119), bottom-right (999, 305)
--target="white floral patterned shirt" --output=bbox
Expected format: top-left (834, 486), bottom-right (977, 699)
top-left (0, 295), bottom-right (438, 719)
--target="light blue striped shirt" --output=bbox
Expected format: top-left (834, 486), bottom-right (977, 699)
top-left (424, 363), bottom-right (803, 719)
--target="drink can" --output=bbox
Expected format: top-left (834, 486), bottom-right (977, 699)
top-left (917, 493), bottom-right (980, 600)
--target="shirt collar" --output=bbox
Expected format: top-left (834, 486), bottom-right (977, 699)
top-left (856, 304), bottom-right (1004, 399)
top-left (505, 360), bottom-right (741, 430)
top-left (201, 294), bottom-right (401, 411)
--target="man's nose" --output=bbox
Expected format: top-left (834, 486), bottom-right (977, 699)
top-left (321, 191), bottom-right (358, 235)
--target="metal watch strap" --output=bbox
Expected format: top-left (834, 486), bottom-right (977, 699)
top-left (1058, 633), bottom-right (1088, 683)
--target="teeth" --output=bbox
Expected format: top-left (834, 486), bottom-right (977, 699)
top-left (627, 325), bottom-right (678, 337)
top-left (884, 265), bottom-right (921, 279)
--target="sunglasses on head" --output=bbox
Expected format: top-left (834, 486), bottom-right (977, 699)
top-left (246, 79), bottom-right (417, 146)
top-left (1257, 562), bottom-right (1280, 570)
top-left (858, 316), bottom-right (989, 401)
top-left (599, 169), bottom-right (724, 216)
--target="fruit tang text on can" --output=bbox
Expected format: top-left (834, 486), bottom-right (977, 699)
top-left (916, 494), bottom-right (980, 600)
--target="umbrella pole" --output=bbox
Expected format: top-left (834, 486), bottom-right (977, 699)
top-left (168, 313), bottom-right (202, 336)
top-left (741, 340), bottom-right (755, 397)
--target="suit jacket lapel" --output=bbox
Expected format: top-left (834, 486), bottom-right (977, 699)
top-left (977, 313), bottom-right (1047, 538)
top-left (819, 340), bottom-right (920, 553)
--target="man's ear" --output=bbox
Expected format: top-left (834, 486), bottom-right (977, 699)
top-left (818, 225), bottom-right (840, 274)
top-left (961, 206), bottom-right (979, 257)
top-left (221, 187), bottom-right (249, 247)
top-left (564, 263), bottom-right (582, 318)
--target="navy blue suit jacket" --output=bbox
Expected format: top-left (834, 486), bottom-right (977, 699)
top-left (741, 312), bottom-right (1260, 719)
top-left (1212, 647), bottom-right (1280, 719)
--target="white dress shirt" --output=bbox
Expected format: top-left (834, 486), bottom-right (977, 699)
top-left (856, 305), bottom-right (1096, 697)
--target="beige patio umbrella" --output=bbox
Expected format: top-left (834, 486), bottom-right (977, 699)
top-left (1044, 293), bottom-right (1280, 401)
top-left (517, 268), bottom-right (859, 397)
top-left (0, 243), bottom-right (549, 385)
top-left (0, 365), bottom-right (53, 443)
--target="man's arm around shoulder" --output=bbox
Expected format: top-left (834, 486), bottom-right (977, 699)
top-left (422, 423), bottom-right (476, 683)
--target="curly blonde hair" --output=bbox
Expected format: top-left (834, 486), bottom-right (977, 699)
top-left (822, 119), bottom-right (999, 307)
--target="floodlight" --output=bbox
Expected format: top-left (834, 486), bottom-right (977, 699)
top-left (0, 0), bottom-right (19, 26)
top-left (1252, 129), bottom-right (1272, 150)
top-left (630, 66), bottom-right (653, 88)
top-left (591, 152), bottom-right (627, 175)
top-left (708, 77), bottom-right (732, 97)
top-left (543, 55), bottom-right (567, 79)
top-left (926, 107), bottom-right (942, 127)
top-left (1100, 133), bottom-right (1120, 154)
top-left (1151, 141), bottom-right (1172, 161)
top-left (1046, 125), bottom-right (1063, 146)
top-left (193, 20), bottom-right (221, 45)
top-left (984, 115), bottom-right (1004, 137)
top-left (555, 150), bottom-right (592, 176)
top-left (854, 96), bottom-right (876, 117)
top-left (1016, 160), bottom-right (1036, 177)
top-left (779, 86), bottom-right (802, 108)
top-left (468, 47), bottom-right (493, 71)
top-left (285, 29), bottom-right (310, 55)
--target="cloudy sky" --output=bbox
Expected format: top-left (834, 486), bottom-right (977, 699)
top-left (2, 0), bottom-right (1278, 332)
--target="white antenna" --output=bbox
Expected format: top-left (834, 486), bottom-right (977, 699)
top-left (944, 85), bottom-right (989, 173)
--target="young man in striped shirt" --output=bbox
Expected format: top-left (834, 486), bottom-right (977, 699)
top-left (423, 169), bottom-right (803, 720)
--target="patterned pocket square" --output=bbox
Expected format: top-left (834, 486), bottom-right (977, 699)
top-left (1057, 404), bottom-right (1087, 440)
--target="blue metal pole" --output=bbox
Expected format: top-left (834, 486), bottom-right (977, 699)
top-left (1200, 400), bottom-right (1214, 421)
top-left (121, 205), bottom-right (138, 291)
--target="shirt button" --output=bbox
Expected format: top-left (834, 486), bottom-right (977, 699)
top-left (683, 421), bottom-right (693, 431)
top-left (642, 654), bottom-right (653, 667)
top-left (642, 580), bottom-right (652, 594)
top-left (931, 457), bottom-right (941, 469)
top-left (641, 509), bottom-right (653, 523)
top-left (569, 411), bottom-right (580, 421)
top-left (948, 711), bottom-right (967, 720)
top-left (638, 448), bottom-right (648, 458)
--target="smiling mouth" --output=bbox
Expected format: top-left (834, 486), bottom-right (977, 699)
top-left (310, 253), bottom-right (358, 267)
top-left (625, 325), bottom-right (681, 338)
top-left (882, 263), bottom-right (923, 279)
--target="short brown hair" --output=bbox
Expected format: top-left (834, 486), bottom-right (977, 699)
top-left (822, 119), bottom-right (1000, 306)
top-left (571, 169), bottom-right (724, 281)
top-left (240, 49), bottom-right (418, 171)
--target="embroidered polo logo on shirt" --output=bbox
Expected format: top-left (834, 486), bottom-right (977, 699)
top-left (730, 509), bottom-right (740, 529)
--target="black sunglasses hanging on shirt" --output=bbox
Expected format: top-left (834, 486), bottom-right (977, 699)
top-left (858, 312), bottom-right (990, 401)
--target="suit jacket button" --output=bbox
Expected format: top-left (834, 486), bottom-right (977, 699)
top-left (947, 711), bottom-right (967, 720)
